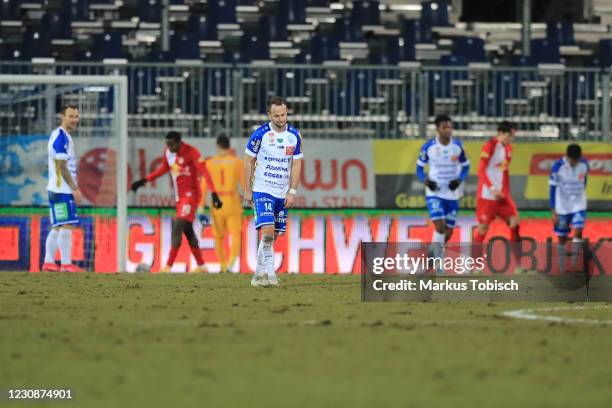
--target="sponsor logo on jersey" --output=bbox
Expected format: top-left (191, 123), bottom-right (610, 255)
top-left (285, 146), bottom-right (295, 155)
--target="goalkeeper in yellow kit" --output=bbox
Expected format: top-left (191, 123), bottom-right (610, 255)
top-left (200, 135), bottom-right (245, 273)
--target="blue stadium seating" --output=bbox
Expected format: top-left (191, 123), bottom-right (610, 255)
top-left (2, 0), bottom-right (610, 131)
top-left (240, 32), bottom-right (270, 62)
top-left (310, 34), bottom-right (340, 63)
top-left (530, 39), bottom-right (561, 64)
top-left (189, 14), bottom-right (217, 40)
top-left (351, 1), bottom-right (381, 27)
top-left (598, 39), bottom-right (612, 67)
top-left (22, 30), bottom-right (51, 59)
top-left (259, 15), bottom-right (288, 42)
top-left (92, 32), bottom-right (123, 59)
top-left (335, 12), bottom-right (363, 42)
top-left (546, 22), bottom-right (575, 46)
top-left (42, 11), bottom-right (72, 40)
top-left (207, 0), bottom-right (236, 24)
top-left (63, 0), bottom-right (89, 22)
top-left (171, 32), bottom-right (200, 59)
top-left (453, 37), bottom-right (486, 62)
top-left (139, 0), bottom-right (161, 23)
top-left (280, 0), bottom-right (306, 25)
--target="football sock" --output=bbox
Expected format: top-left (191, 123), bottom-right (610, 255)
top-left (570, 237), bottom-right (583, 265)
top-left (228, 231), bottom-right (241, 272)
top-left (58, 228), bottom-right (72, 265)
top-left (262, 235), bottom-right (275, 276)
top-left (431, 230), bottom-right (446, 259)
top-left (256, 239), bottom-right (266, 276)
top-left (432, 230), bottom-right (445, 244)
top-left (166, 246), bottom-right (179, 267)
top-left (44, 228), bottom-right (59, 264)
top-left (214, 236), bottom-right (227, 271)
top-left (510, 225), bottom-right (520, 243)
top-left (190, 245), bottom-right (204, 266)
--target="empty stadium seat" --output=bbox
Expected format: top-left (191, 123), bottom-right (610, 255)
top-left (351, 1), bottom-right (380, 27)
top-left (334, 13), bottom-right (363, 42)
top-left (171, 32), bottom-right (199, 60)
top-left (139, 0), bottom-right (161, 23)
top-left (281, 0), bottom-right (306, 25)
top-left (42, 11), bottom-right (72, 39)
top-left (453, 37), bottom-right (486, 62)
top-left (92, 32), bottom-right (123, 59)
top-left (259, 15), bottom-right (288, 42)
top-left (240, 32), bottom-right (270, 62)
top-left (310, 34), bottom-right (340, 63)
top-left (189, 14), bottom-right (217, 40)
top-left (22, 30), bottom-right (51, 59)
top-left (546, 22), bottom-right (575, 46)
top-left (208, 0), bottom-right (236, 24)
top-left (530, 39), bottom-right (561, 64)
top-left (598, 39), bottom-right (612, 67)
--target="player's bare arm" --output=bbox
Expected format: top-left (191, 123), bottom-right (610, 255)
top-left (243, 155), bottom-right (256, 207)
top-left (285, 158), bottom-right (302, 208)
top-left (57, 159), bottom-right (80, 204)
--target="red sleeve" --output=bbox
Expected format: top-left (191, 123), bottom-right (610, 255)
top-left (145, 149), bottom-right (170, 182)
top-left (477, 139), bottom-right (495, 188)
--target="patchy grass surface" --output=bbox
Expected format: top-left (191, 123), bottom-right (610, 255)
top-left (1, 272), bottom-right (611, 408)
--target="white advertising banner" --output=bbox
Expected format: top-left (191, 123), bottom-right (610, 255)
top-left (3, 135), bottom-right (376, 208)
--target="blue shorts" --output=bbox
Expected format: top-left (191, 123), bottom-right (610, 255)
top-left (555, 211), bottom-right (586, 236)
top-left (48, 191), bottom-right (79, 227)
top-left (426, 196), bottom-right (458, 228)
top-left (253, 192), bottom-right (287, 233)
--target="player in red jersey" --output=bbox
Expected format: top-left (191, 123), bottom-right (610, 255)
top-left (474, 121), bottom-right (520, 253)
top-left (131, 131), bottom-right (223, 273)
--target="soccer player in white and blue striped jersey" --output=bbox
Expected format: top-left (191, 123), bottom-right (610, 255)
top-left (550, 144), bottom-right (589, 246)
top-left (243, 96), bottom-right (303, 287)
top-left (42, 105), bottom-right (84, 272)
top-left (416, 114), bottom-right (470, 250)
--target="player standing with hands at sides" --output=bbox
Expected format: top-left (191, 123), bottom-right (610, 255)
top-left (549, 144), bottom-right (589, 261)
top-left (131, 131), bottom-right (223, 273)
top-left (473, 121), bottom-right (520, 256)
top-left (42, 105), bottom-right (85, 272)
top-left (200, 135), bottom-right (245, 273)
top-left (244, 96), bottom-right (303, 287)
top-left (416, 114), bottom-right (470, 259)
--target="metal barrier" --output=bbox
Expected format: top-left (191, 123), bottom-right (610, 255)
top-left (0, 61), bottom-right (610, 141)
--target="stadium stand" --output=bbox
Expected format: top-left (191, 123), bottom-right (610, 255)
top-left (0, 0), bottom-right (611, 140)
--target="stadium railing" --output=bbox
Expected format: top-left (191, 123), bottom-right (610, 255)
top-left (0, 61), bottom-right (610, 141)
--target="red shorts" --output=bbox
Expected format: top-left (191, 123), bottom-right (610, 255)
top-left (476, 197), bottom-right (518, 225)
top-left (176, 197), bottom-right (198, 222)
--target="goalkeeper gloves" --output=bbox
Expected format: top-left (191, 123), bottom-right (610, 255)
top-left (197, 209), bottom-right (210, 226)
top-left (211, 192), bottom-right (223, 209)
top-left (131, 179), bottom-right (147, 192)
top-left (424, 178), bottom-right (438, 191)
top-left (448, 179), bottom-right (461, 191)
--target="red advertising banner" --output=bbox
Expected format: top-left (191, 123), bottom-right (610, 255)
top-left (1, 212), bottom-right (610, 274)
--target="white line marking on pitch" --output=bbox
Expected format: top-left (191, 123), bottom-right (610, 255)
top-left (502, 305), bottom-right (612, 325)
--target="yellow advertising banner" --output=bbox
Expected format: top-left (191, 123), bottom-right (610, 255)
top-left (374, 140), bottom-right (612, 201)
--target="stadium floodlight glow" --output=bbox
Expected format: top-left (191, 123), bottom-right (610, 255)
top-left (0, 74), bottom-right (128, 272)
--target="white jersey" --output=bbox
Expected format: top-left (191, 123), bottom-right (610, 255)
top-left (245, 122), bottom-right (303, 199)
top-left (47, 126), bottom-right (77, 194)
top-left (416, 137), bottom-right (470, 200)
top-left (549, 157), bottom-right (589, 215)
